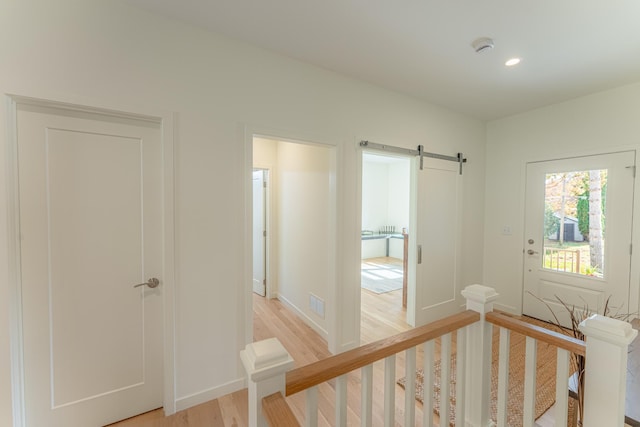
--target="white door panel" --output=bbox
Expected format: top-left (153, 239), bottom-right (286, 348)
top-left (523, 151), bottom-right (635, 326)
top-left (253, 170), bottom-right (266, 296)
top-left (410, 157), bottom-right (462, 326)
top-left (17, 104), bottom-right (163, 426)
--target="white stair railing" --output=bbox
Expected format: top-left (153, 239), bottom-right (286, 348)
top-left (580, 314), bottom-right (637, 427)
top-left (462, 284), bottom-right (499, 427)
top-left (243, 285), bottom-right (635, 427)
top-left (240, 337), bottom-right (294, 427)
top-left (486, 311), bottom-right (586, 427)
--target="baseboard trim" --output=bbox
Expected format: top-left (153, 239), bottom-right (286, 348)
top-left (175, 377), bottom-right (245, 412)
top-left (276, 293), bottom-right (329, 341)
top-left (337, 340), bottom-right (358, 353)
top-left (494, 302), bottom-right (519, 316)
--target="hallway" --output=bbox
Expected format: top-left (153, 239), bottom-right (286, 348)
top-left (110, 290), bottom-right (413, 426)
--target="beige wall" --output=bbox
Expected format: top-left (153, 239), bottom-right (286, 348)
top-left (276, 141), bottom-right (332, 336)
top-left (254, 138), bottom-right (332, 337)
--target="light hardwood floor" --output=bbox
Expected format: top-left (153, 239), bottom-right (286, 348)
top-left (360, 257), bottom-right (410, 344)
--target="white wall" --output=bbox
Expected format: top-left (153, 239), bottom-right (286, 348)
top-left (484, 82), bottom-right (640, 315)
top-left (361, 158), bottom-right (410, 259)
top-left (387, 161), bottom-right (410, 258)
top-left (0, 0), bottom-right (486, 421)
top-left (362, 162), bottom-right (389, 258)
top-left (362, 162), bottom-right (389, 233)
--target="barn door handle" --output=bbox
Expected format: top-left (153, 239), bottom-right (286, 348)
top-left (133, 278), bottom-right (160, 289)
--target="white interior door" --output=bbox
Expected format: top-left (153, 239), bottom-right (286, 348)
top-left (17, 103), bottom-right (164, 426)
top-left (408, 157), bottom-right (462, 326)
top-left (252, 169), bottom-right (267, 297)
top-left (523, 151), bottom-right (635, 325)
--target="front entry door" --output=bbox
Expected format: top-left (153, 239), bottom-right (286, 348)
top-left (16, 102), bottom-right (164, 426)
top-left (523, 151), bottom-right (635, 325)
top-left (409, 157), bottom-right (462, 326)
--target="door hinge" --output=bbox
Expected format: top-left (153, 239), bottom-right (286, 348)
top-left (263, 279), bottom-right (266, 286)
top-left (263, 181), bottom-right (267, 188)
top-left (631, 243), bottom-right (633, 255)
top-left (626, 165), bottom-right (636, 178)
top-left (263, 230), bottom-right (266, 237)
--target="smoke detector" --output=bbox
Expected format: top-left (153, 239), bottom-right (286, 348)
top-left (471, 37), bottom-right (494, 53)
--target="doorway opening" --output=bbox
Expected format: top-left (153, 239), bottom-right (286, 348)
top-left (251, 135), bottom-right (335, 347)
top-left (360, 152), bottom-right (412, 343)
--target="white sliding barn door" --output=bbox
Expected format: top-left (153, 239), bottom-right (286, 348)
top-left (408, 157), bottom-right (462, 326)
top-left (16, 102), bottom-right (164, 426)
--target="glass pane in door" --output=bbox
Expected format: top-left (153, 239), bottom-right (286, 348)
top-left (543, 170), bottom-right (607, 278)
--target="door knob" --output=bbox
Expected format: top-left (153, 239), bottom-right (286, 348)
top-left (133, 278), bottom-right (160, 289)
top-left (527, 249), bottom-right (538, 255)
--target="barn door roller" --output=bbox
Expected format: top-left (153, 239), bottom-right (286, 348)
top-left (359, 140), bottom-right (467, 174)
top-left (418, 145), bottom-right (466, 174)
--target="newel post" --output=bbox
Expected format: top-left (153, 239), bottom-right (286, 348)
top-left (462, 284), bottom-right (499, 427)
top-left (241, 337), bottom-right (295, 427)
top-left (579, 314), bottom-right (637, 427)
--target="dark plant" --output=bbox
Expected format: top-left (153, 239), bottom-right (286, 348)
top-left (530, 293), bottom-right (632, 426)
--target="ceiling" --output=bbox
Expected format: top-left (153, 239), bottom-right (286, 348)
top-left (127, 0), bottom-right (640, 120)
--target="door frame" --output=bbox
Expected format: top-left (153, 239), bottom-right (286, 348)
top-left (243, 125), bottom-right (343, 354)
top-left (5, 94), bottom-right (177, 425)
top-left (358, 149), bottom-right (415, 330)
top-left (519, 149), bottom-right (640, 319)
top-left (356, 142), bottom-right (466, 335)
top-left (522, 150), bottom-right (637, 321)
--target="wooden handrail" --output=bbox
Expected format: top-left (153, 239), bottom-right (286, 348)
top-left (262, 392), bottom-right (300, 427)
top-left (486, 311), bottom-right (585, 356)
top-left (286, 309), bottom-right (480, 396)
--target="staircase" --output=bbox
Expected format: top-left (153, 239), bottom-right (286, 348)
top-left (242, 285), bottom-right (637, 427)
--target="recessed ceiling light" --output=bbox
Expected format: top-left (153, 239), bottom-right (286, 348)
top-left (505, 57), bottom-right (521, 67)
